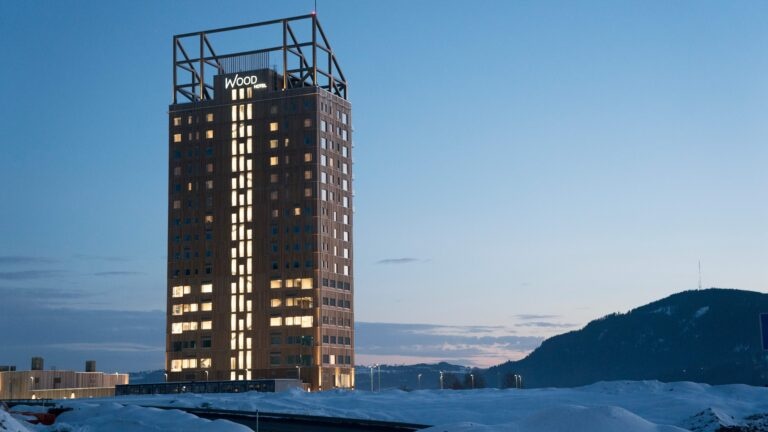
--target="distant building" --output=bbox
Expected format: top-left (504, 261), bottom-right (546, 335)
top-left (166, 14), bottom-right (354, 391)
top-left (0, 358), bottom-right (128, 400)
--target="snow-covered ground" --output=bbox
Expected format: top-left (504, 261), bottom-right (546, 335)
top-left (5, 380), bottom-right (768, 431)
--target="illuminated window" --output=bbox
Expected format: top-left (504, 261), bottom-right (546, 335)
top-left (293, 207), bottom-right (301, 216)
top-left (201, 321), bottom-right (212, 330)
top-left (304, 153), bottom-right (312, 162)
top-left (301, 316), bottom-right (313, 328)
top-left (205, 130), bottom-right (214, 139)
top-left (201, 283), bottom-right (213, 293)
top-left (206, 180), bottom-right (213, 190)
top-left (201, 302), bottom-right (212, 311)
top-left (271, 209), bottom-right (279, 218)
top-left (269, 122), bottom-right (278, 132)
top-left (171, 360), bottom-right (182, 372)
top-left (173, 134), bottom-right (182, 143)
top-left (206, 113), bottom-right (214, 122)
top-left (304, 188), bottom-right (312, 197)
top-left (205, 215), bottom-right (214, 223)
top-left (173, 117), bottom-right (182, 126)
top-left (270, 317), bottom-right (282, 327)
top-left (271, 298), bottom-right (282, 307)
top-left (304, 119), bottom-right (312, 127)
top-left (270, 279), bottom-right (282, 289)
top-left (172, 200), bottom-right (181, 209)
top-left (173, 167), bottom-right (181, 176)
top-left (172, 305), bottom-right (183, 315)
top-left (200, 358), bottom-right (212, 368)
top-left (269, 139), bottom-right (278, 149)
top-left (304, 170), bottom-right (312, 180)
top-left (206, 163), bottom-right (214, 173)
top-left (171, 323), bottom-right (182, 334)
top-left (269, 156), bottom-right (278, 166)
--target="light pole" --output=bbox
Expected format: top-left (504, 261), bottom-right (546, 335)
top-left (204, 370), bottom-right (209, 381)
top-left (377, 364), bottom-right (381, 391)
top-left (470, 373), bottom-right (474, 389)
top-left (439, 371), bottom-right (444, 390)
top-left (296, 365), bottom-right (301, 381)
top-left (369, 365), bottom-right (374, 392)
top-left (164, 372), bottom-right (168, 382)
top-left (417, 373), bottom-right (422, 390)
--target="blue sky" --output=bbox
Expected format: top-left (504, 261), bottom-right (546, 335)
top-left (1, 0), bottom-right (767, 370)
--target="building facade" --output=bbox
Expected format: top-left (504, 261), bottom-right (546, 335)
top-left (0, 359), bottom-right (128, 400)
top-left (166, 15), bottom-right (354, 391)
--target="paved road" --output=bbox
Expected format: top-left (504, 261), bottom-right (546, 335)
top-left (156, 406), bottom-right (430, 432)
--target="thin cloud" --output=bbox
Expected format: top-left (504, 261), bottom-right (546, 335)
top-left (48, 342), bottom-right (163, 353)
top-left (0, 270), bottom-right (68, 280)
top-left (73, 254), bottom-right (130, 262)
top-left (0, 256), bottom-right (57, 266)
top-left (376, 257), bottom-right (421, 265)
top-left (514, 314), bottom-right (561, 320)
top-left (92, 271), bottom-right (144, 277)
top-left (516, 321), bottom-right (578, 328)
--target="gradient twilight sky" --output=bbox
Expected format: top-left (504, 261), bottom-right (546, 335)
top-left (1, 0), bottom-right (767, 371)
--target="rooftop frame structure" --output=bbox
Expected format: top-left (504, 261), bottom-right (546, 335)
top-left (172, 13), bottom-right (347, 104)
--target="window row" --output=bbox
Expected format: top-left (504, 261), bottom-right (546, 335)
top-left (171, 320), bottom-right (213, 334)
top-left (172, 114), bottom-right (214, 126)
top-left (171, 283), bottom-right (213, 298)
top-left (170, 357), bottom-right (211, 372)
top-left (269, 278), bottom-right (313, 290)
top-left (269, 315), bottom-right (313, 328)
top-left (322, 354), bottom-right (352, 365)
top-left (171, 302), bottom-right (213, 315)
top-left (270, 296), bottom-right (313, 308)
top-left (322, 335), bottom-right (352, 345)
top-left (173, 130), bottom-right (214, 142)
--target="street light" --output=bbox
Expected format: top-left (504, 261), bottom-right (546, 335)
top-left (417, 373), bottom-right (422, 390)
top-left (369, 365), bottom-right (375, 392)
top-left (377, 364), bottom-right (381, 392)
top-left (164, 372), bottom-right (168, 382)
top-left (470, 373), bottom-right (474, 389)
top-left (296, 365), bottom-right (301, 381)
top-left (439, 371), bottom-right (444, 390)
top-left (204, 370), bottom-right (209, 382)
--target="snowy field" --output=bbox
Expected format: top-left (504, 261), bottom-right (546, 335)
top-left (4, 380), bottom-right (768, 431)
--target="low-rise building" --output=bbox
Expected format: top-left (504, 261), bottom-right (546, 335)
top-left (0, 358), bottom-right (129, 400)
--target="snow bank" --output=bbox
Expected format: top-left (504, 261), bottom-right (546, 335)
top-left (0, 410), bottom-right (31, 432)
top-left (44, 403), bottom-right (250, 432)
top-left (27, 380), bottom-right (768, 431)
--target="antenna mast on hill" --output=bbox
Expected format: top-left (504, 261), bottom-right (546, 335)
top-left (698, 260), bottom-right (702, 290)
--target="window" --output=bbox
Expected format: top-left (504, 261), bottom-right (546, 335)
top-left (173, 200), bottom-right (181, 209)
top-left (269, 122), bottom-right (278, 132)
top-left (200, 358), bottom-right (212, 368)
top-left (206, 130), bottom-right (214, 139)
top-left (304, 170), bottom-right (312, 180)
top-left (342, 112), bottom-right (348, 124)
top-left (201, 302), bottom-right (213, 311)
top-left (206, 180), bottom-right (213, 189)
top-left (173, 167), bottom-right (181, 176)
top-left (173, 134), bottom-right (182, 143)
top-left (304, 153), bottom-right (312, 162)
top-left (293, 207), bottom-right (301, 216)
top-left (206, 163), bottom-right (214, 173)
top-left (270, 317), bottom-right (282, 326)
top-left (201, 321), bottom-right (212, 330)
top-left (271, 298), bottom-right (282, 307)
top-left (173, 117), bottom-right (182, 126)
top-left (304, 119), bottom-right (312, 127)
top-left (171, 323), bottom-right (182, 334)
top-left (269, 156), bottom-right (278, 166)
top-left (171, 360), bottom-right (182, 372)
top-left (201, 283), bottom-right (213, 293)
top-left (206, 113), bottom-right (214, 122)
top-left (269, 139), bottom-right (278, 149)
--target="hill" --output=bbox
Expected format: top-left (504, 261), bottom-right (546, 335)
top-left (487, 288), bottom-right (768, 388)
